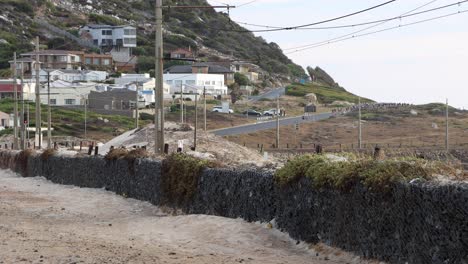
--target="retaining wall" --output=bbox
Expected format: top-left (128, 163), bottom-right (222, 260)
top-left (0, 150), bottom-right (466, 264)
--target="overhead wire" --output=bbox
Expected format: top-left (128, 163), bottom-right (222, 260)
top-left (286, 8), bottom-right (468, 54)
top-left (234, 0), bottom-right (468, 31)
top-left (207, 0), bottom-right (398, 32)
top-left (283, 0), bottom-right (445, 51)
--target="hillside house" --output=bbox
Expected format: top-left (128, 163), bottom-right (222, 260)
top-left (164, 63), bottom-right (234, 86)
top-left (33, 69), bottom-right (108, 82)
top-left (10, 50), bottom-right (113, 74)
top-left (231, 62), bottom-right (260, 83)
top-left (26, 80), bottom-right (97, 106)
top-left (170, 48), bottom-right (194, 60)
top-left (163, 73), bottom-right (228, 96)
top-left (0, 111), bottom-right (10, 128)
top-left (80, 24), bottom-right (137, 71)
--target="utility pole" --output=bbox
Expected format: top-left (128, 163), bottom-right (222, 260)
top-left (135, 82), bottom-right (139, 129)
top-left (20, 62), bottom-right (25, 150)
top-left (47, 70), bottom-right (52, 149)
top-left (446, 98), bottom-right (449, 152)
top-left (35, 37), bottom-right (42, 149)
top-left (180, 84), bottom-right (184, 123)
top-left (154, 0), bottom-right (165, 154)
top-left (194, 93), bottom-right (198, 150)
top-left (276, 96), bottom-right (280, 148)
top-left (84, 97), bottom-right (87, 141)
top-left (203, 86), bottom-right (207, 131)
top-left (358, 97), bottom-right (362, 149)
top-left (13, 52), bottom-right (18, 150)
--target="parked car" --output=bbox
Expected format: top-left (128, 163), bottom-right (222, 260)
top-left (263, 109), bottom-right (278, 116)
top-left (212, 106), bottom-right (234, 114)
top-left (242, 109), bottom-right (262, 116)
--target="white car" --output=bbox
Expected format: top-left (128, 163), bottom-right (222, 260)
top-left (263, 109), bottom-right (278, 116)
top-left (212, 106), bottom-right (234, 114)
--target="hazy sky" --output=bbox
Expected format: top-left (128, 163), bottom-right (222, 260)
top-left (207, 0), bottom-right (468, 109)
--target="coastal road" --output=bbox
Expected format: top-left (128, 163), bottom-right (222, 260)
top-left (212, 112), bottom-right (333, 136)
top-left (249, 87), bottom-right (286, 102)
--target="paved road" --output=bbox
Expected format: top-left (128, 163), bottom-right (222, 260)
top-left (249, 87), bottom-right (285, 102)
top-left (212, 112), bottom-right (333, 136)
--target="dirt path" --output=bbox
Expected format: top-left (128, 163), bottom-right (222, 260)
top-left (0, 170), bottom-right (380, 264)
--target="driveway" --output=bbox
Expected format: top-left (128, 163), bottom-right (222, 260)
top-left (249, 87), bottom-right (286, 102)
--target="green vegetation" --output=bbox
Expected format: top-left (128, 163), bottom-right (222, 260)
top-left (275, 154), bottom-right (452, 191)
top-left (234, 72), bottom-right (250, 86)
top-left (416, 103), bottom-right (462, 116)
top-left (0, 99), bottom-right (139, 139)
top-left (307, 66), bottom-right (341, 88)
top-left (286, 83), bottom-right (373, 104)
top-left (161, 153), bottom-right (212, 206)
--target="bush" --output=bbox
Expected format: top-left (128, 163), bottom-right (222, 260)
top-left (40, 148), bottom-right (57, 161)
top-left (104, 148), bottom-right (128, 161)
top-left (161, 153), bottom-right (210, 207)
top-left (275, 154), bottom-right (447, 192)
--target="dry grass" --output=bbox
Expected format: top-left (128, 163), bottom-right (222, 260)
top-left (104, 148), bottom-right (129, 161)
top-left (40, 149), bottom-right (57, 161)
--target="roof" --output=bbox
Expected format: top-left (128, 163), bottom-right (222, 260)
top-left (8, 57), bottom-right (36, 63)
top-left (164, 64), bottom-right (233, 74)
top-left (21, 50), bottom-right (84, 56)
top-left (83, 24), bottom-right (135, 29)
top-left (0, 83), bottom-right (21, 93)
top-left (83, 53), bottom-right (113, 58)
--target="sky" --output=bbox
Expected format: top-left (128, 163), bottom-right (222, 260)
top-left (207, 0), bottom-right (468, 109)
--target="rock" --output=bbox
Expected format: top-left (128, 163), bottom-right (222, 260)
top-left (432, 123), bottom-right (439, 129)
top-left (410, 109), bottom-right (418, 116)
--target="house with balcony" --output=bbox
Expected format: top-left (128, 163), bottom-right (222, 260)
top-left (32, 69), bottom-right (108, 83)
top-left (80, 24), bottom-right (137, 71)
top-left (10, 50), bottom-right (113, 75)
top-left (163, 73), bottom-right (228, 97)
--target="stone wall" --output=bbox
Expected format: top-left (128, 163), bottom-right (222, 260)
top-left (0, 150), bottom-right (466, 264)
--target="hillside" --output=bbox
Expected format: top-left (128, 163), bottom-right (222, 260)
top-left (286, 82), bottom-right (373, 105)
top-left (0, 0), bottom-right (307, 84)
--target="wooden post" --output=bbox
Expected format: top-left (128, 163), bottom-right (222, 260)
top-left (94, 146), bottom-right (98, 156)
top-left (87, 145), bottom-right (93, 155)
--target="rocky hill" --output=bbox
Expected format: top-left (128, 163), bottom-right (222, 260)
top-left (0, 0), bottom-right (308, 85)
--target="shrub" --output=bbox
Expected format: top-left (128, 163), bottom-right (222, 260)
top-left (40, 148), bottom-right (57, 161)
top-left (104, 148), bottom-right (128, 161)
top-left (275, 154), bottom-right (448, 192)
top-left (16, 149), bottom-right (35, 177)
top-left (161, 153), bottom-right (211, 207)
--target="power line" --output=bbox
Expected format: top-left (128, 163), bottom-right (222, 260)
top-left (209, 0), bottom-right (398, 32)
top-left (284, 0), bottom-right (444, 51)
top-left (236, 0), bottom-right (468, 31)
top-left (286, 9), bottom-right (468, 54)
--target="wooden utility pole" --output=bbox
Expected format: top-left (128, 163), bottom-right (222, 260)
top-left (194, 93), bottom-right (198, 150)
top-left (13, 52), bottom-right (18, 150)
top-left (358, 97), bottom-right (362, 149)
top-left (84, 97), bottom-right (87, 141)
top-left (276, 96), bottom-right (280, 148)
top-left (203, 86), bottom-right (207, 131)
top-left (446, 98), bottom-right (449, 152)
top-left (20, 62), bottom-right (25, 150)
top-left (47, 70), bottom-right (52, 148)
top-left (154, 0), bottom-right (165, 154)
top-left (180, 84), bottom-right (184, 123)
top-left (35, 37), bottom-right (42, 149)
top-left (135, 82), bottom-right (139, 129)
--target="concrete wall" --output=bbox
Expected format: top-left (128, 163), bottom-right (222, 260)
top-left (0, 150), bottom-right (466, 264)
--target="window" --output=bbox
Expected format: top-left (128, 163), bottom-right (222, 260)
top-left (116, 39), bottom-right (123, 46)
top-left (185, 80), bottom-right (195, 85)
top-left (93, 39), bottom-right (98, 45)
top-left (124, 28), bottom-right (136, 35)
top-left (205, 81), bottom-right (210, 85)
top-left (50, 99), bottom-right (56, 105)
top-left (93, 58), bottom-right (100, 65)
top-left (103, 59), bottom-right (110, 65)
top-left (174, 80), bottom-right (183, 85)
top-left (124, 38), bottom-right (136, 45)
top-left (211, 81), bottom-right (216, 85)
top-left (166, 80), bottom-right (173, 85)
top-left (198, 68), bottom-right (203, 73)
top-left (102, 30), bottom-right (112, 35)
top-left (59, 56), bottom-right (67, 62)
top-left (71, 56), bottom-right (75, 63)
top-left (85, 58), bottom-right (92, 65)
top-left (197, 81), bottom-right (204, 86)
top-left (65, 99), bottom-right (75, 105)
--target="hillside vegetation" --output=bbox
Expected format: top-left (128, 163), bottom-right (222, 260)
top-left (286, 82), bottom-right (373, 105)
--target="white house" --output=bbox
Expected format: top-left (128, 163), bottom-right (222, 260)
top-left (114, 73), bottom-right (171, 102)
top-left (33, 69), bottom-right (108, 83)
top-left (80, 24), bottom-right (137, 70)
top-left (29, 80), bottom-right (97, 106)
top-left (163, 73), bottom-right (228, 96)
